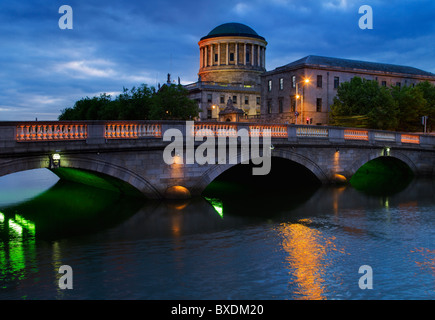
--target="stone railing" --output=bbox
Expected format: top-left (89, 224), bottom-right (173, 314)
top-left (16, 123), bottom-right (87, 141)
top-left (249, 125), bottom-right (288, 137)
top-left (297, 127), bottom-right (329, 138)
top-left (105, 123), bottom-right (161, 139)
top-left (401, 134), bottom-right (420, 144)
top-left (343, 129), bottom-right (369, 141)
top-left (193, 123), bottom-right (238, 137)
top-left (2, 121), bottom-right (432, 149)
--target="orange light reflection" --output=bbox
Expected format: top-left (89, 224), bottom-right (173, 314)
top-left (278, 221), bottom-right (342, 300)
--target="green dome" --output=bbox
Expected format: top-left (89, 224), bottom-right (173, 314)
top-left (201, 22), bottom-right (265, 41)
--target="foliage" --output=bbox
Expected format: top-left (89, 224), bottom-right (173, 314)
top-left (330, 77), bottom-right (435, 132)
top-left (149, 84), bottom-right (201, 120)
top-left (59, 83), bottom-right (200, 121)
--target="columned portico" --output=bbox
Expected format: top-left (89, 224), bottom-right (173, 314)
top-left (187, 22), bottom-right (268, 120)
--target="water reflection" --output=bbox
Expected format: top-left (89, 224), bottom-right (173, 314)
top-left (0, 179), bottom-right (144, 240)
top-left (1, 168), bottom-right (435, 299)
top-left (278, 221), bottom-right (330, 300)
top-left (0, 177), bottom-right (145, 290)
top-left (0, 169), bottom-right (59, 207)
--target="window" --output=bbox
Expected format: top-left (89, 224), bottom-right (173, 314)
top-left (267, 100), bottom-right (272, 114)
top-left (381, 81), bottom-right (387, 87)
top-left (256, 97), bottom-right (261, 105)
top-left (279, 78), bottom-right (284, 90)
top-left (292, 76), bottom-right (296, 88)
top-left (233, 96), bottom-right (237, 104)
top-left (214, 53), bottom-right (218, 63)
top-left (317, 75), bottom-right (322, 88)
top-left (268, 80), bottom-right (272, 92)
top-left (291, 97), bottom-right (296, 112)
top-left (207, 109), bottom-right (212, 119)
top-left (334, 77), bottom-right (340, 89)
top-left (316, 98), bottom-right (322, 112)
top-left (245, 96), bottom-right (249, 105)
top-left (278, 99), bottom-right (283, 113)
top-left (396, 82), bottom-right (401, 88)
top-left (207, 94), bottom-right (212, 103)
top-left (230, 53), bottom-right (234, 62)
top-left (220, 95), bottom-right (225, 104)
top-left (246, 53), bottom-right (250, 63)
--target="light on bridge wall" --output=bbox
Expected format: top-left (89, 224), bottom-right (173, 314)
top-left (50, 153), bottom-right (61, 169)
top-left (383, 147), bottom-right (391, 156)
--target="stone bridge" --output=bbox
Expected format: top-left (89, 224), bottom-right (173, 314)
top-left (1, 120), bottom-right (434, 199)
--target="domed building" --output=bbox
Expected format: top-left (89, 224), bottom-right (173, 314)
top-left (186, 22), bottom-right (267, 121)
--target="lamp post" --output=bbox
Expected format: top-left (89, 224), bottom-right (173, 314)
top-left (295, 78), bottom-right (310, 124)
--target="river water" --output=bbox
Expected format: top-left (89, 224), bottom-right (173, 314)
top-left (0, 168), bottom-right (434, 300)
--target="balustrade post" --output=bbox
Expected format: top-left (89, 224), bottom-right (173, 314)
top-left (328, 127), bottom-right (345, 144)
top-left (86, 123), bottom-right (105, 145)
top-left (0, 124), bottom-right (17, 148)
top-left (287, 125), bottom-right (297, 142)
top-left (420, 134), bottom-right (435, 148)
top-left (395, 133), bottom-right (403, 146)
top-left (368, 130), bottom-right (375, 143)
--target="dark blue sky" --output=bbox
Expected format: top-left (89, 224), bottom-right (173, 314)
top-left (1, 0), bottom-right (434, 120)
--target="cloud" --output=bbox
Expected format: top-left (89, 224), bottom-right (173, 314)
top-left (56, 60), bottom-right (116, 79)
top-left (233, 3), bottom-right (252, 16)
top-left (323, 0), bottom-right (349, 10)
top-left (1, 0), bottom-right (435, 121)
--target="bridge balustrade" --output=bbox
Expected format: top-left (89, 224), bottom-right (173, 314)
top-left (296, 127), bottom-right (329, 138)
top-left (16, 123), bottom-right (87, 141)
top-left (105, 123), bottom-right (161, 138)
top-left (249, 125), bottom-right (288, 137)
top-left (194, 123), bottom-right (238, 137)
top-left (5, 121), bottom-right (429, 148)
top-left (374, 132), bottom-right (396, 142)
top-left (343, 129), bottom-right (369, 141)
top-left (401, 134), bottom-right (420, 144)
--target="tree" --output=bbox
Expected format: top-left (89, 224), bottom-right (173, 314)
top-left (415, 81), bottom-right (435, 132)
top-left (149, 84), bottom-right (200, 120)
top-left (58, 83), bottom-right (199, 121)
top-left (391, 85), bottom-right (426, 132)
top-left (59, 93), bottom-right (112, 120)
top-left (330, 77), bottom-right (398, 130)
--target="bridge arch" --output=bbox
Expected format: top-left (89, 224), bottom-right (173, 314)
top-left (348, 149), bottom-right (418, 178)
top-left (0, 155), bottom-right (162, 199)
top-left (58, 155), bottom-right (162, 199)
top-left (192, 147), bottom-right (328, 195)
top-left (0, 155), bottom-right (50, 178)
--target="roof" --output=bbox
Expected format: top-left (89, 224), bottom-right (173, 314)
top-left (201, 22), bottom-right (265, 41)
top-left (273, 55), bottom-right (435, 78)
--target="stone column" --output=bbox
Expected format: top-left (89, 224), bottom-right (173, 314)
top-left (244, 43), bottom-right (246, 65)
top-left (262, 46), bottom-right (266, 68)
top-left (204, 46), bottom-right (208, 67)
top-left (236, 42), bottom-right (239, 66)
top-left (217, 43), bottom-right (220, 66)
top-left (226, 42), bottom-right (229, 65)
top-left (210, 44), bottom-right (213, 66)
top-left (200, 47), bottom-right (203, 68)
top-left (257, 45), bottom-right (260, 66)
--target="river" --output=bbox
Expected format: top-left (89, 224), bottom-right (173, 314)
top-left (0, 168), bottom-right (434, 300)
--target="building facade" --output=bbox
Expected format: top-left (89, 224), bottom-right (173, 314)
top-left (260, 55), bottom-right (435, 125)
top-left (186, 22), bottom-right (267, 121)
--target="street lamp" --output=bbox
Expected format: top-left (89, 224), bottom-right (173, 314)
top-left (295, 78), bottom-right (310, 124)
